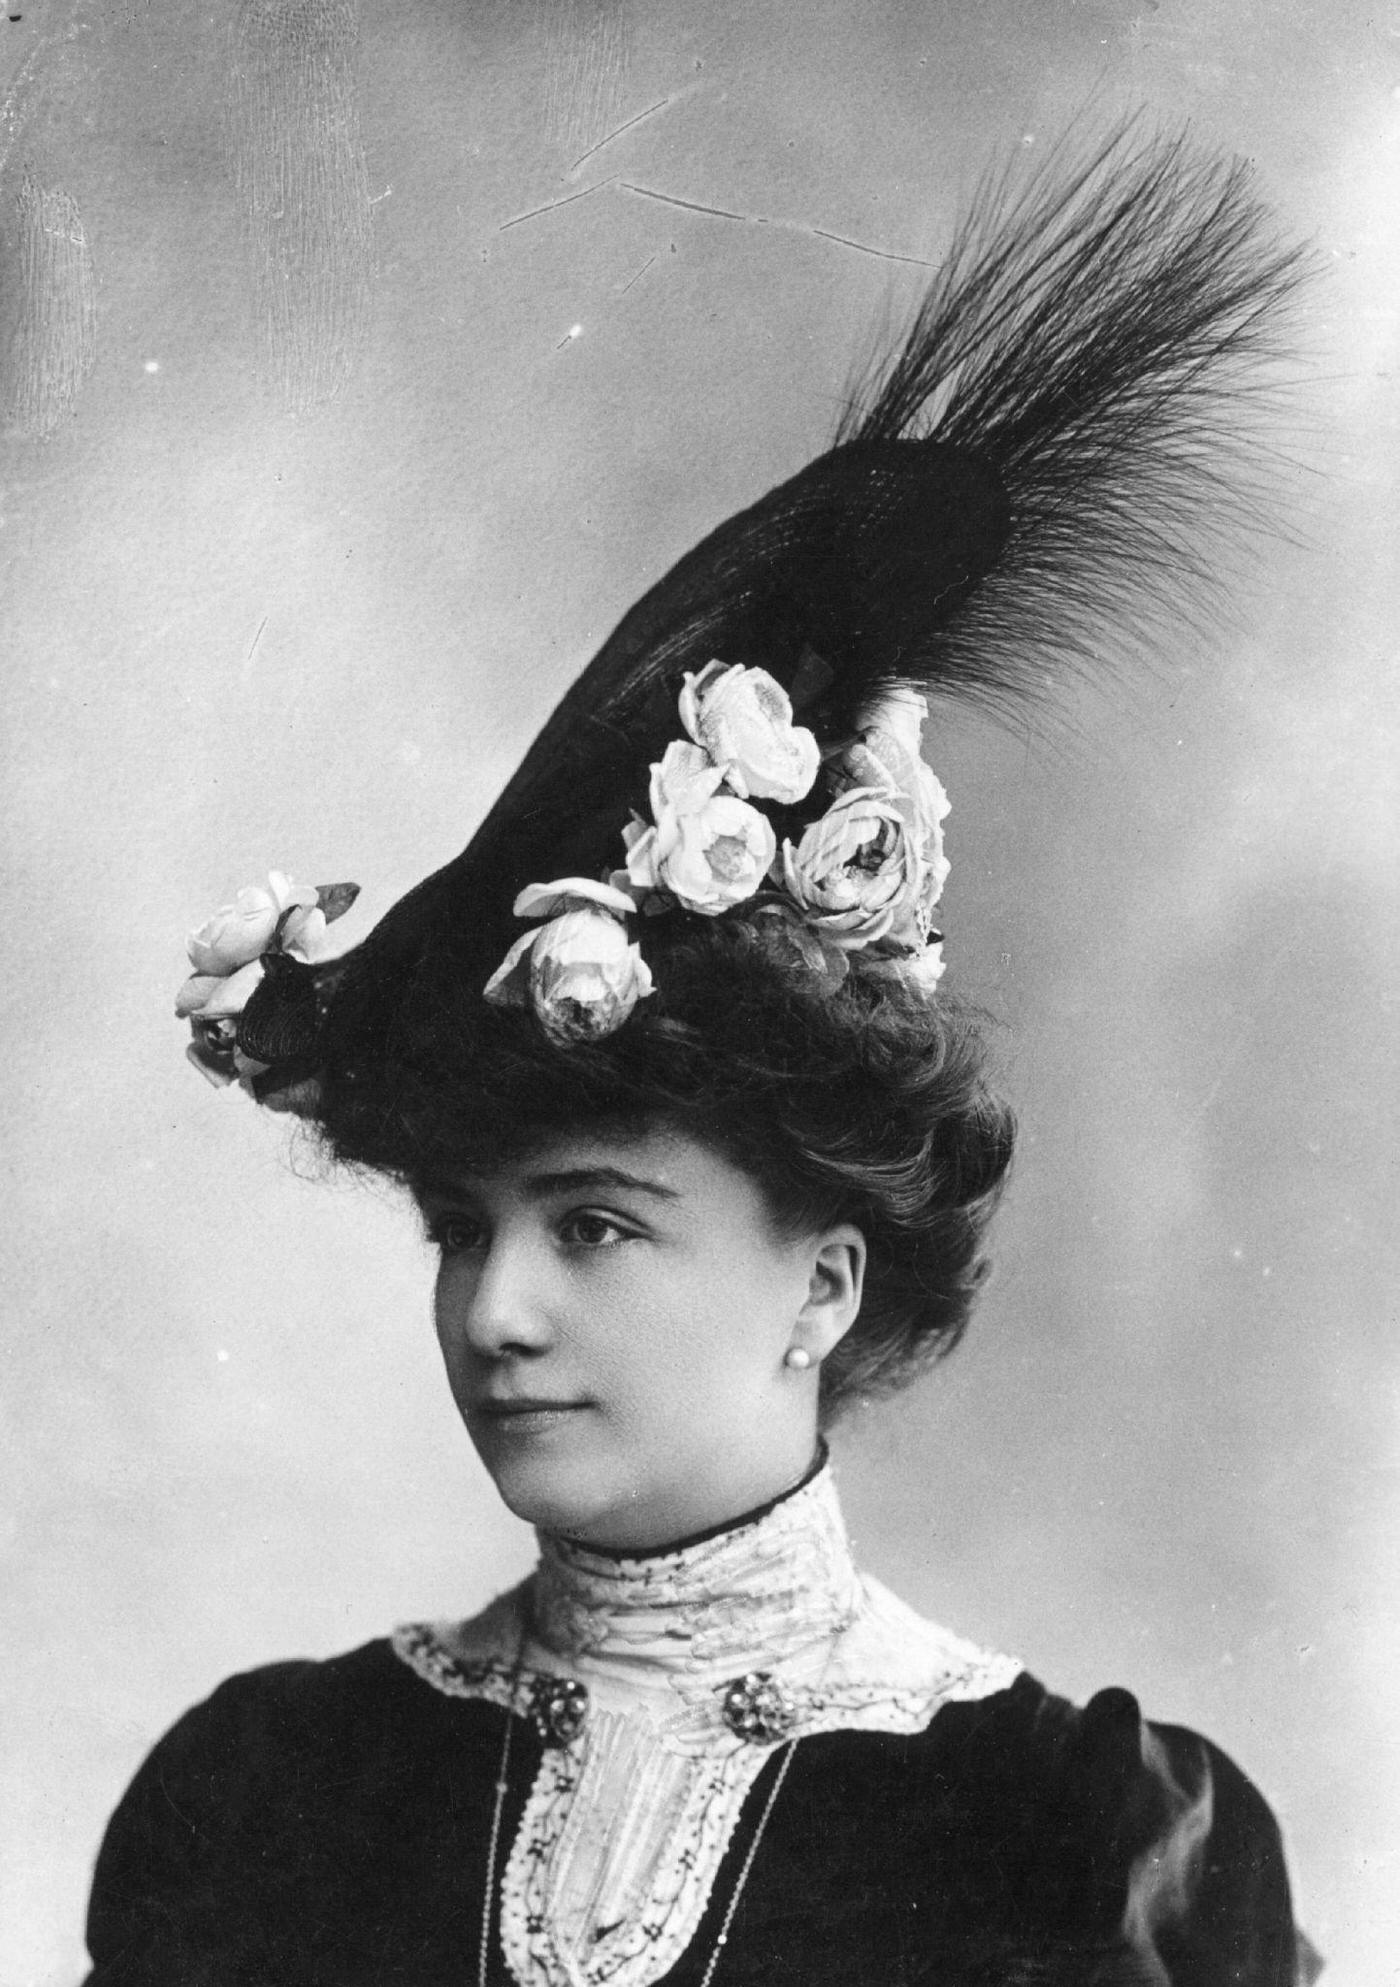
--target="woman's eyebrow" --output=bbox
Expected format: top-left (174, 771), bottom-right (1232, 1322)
top-left (411, 1166), bottom-right (682, 1204)
top-left (524, 1167), bottom-right (680, 1202)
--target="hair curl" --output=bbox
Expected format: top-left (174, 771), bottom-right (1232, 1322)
top-left (314, 917), bottom-right (1014, 1424)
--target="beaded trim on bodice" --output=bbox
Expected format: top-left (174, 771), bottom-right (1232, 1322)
top-left (392, 1466), bottom-right (1021, 1987)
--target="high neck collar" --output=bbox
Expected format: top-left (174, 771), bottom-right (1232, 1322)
top-left (528, 1458), bottom-right (864, 1686)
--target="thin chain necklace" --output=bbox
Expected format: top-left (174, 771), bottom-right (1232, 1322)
top-left (695, 1736), bottom-right (797, 1987)
top-left (478, 1700), bottom-right (518, 1987)
top-left (476, 1667), bottom-right (801, 1987)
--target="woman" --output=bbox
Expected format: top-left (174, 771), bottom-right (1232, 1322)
top-left (86, 131), bottom-right (1318, 1984)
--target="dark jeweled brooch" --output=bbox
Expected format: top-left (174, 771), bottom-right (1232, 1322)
top-left (720, 1671), bottom-right (797, 1744)
top-left (522, 1669), bottom-right (800, 1749)
top-left (528, 1674), bottom-right (589, 1747)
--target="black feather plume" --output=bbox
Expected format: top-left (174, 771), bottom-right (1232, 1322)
top-left (837, 120), bottom-right (1312, 711)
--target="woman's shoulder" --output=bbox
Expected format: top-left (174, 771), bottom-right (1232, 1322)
top-left (888, 1666), bottom-right (1312, 1982)
top-left (872, 1624), bottom-right (1281, 1885)
top-left (911, 1661), bottom-right (1269, 1850)
top-left (913, 1653), bottom-right (1279, 1855)
top-left (814, 1579), bottom-right (1311, 1977)
top-left (172, 1634), bottom-right (416, 1725)
top-left (83, 1637), bottom-right (519, 1985)
top-left (122, 1634), bottom-right (501, 1800)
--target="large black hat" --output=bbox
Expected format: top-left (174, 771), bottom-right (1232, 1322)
top-left (177, 125), bottom-right (1308, 1109)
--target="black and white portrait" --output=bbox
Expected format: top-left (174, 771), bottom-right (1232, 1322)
top-left (2, 5), bottom-right (1394, 1982)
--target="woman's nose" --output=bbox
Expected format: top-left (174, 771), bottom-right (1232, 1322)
top-left (439, 1235), bottom-right (554, 1360)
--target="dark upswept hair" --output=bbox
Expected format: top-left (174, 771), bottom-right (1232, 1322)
top-left (313, 918), bottom-right (1014, 1425)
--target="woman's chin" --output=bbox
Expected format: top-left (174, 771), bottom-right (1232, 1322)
top-left (470, 1423), bottom-right (626, 1538)
top-left (494, 1472), bottom-right (608, 1536)
top-left (480, 1451), bottom-right (680, 1549)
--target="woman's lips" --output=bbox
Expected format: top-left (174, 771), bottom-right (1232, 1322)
top-left (470, 1399), bottom-right (591, 1435)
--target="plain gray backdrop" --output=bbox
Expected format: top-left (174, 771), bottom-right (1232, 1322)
top-left (2, 2), bottom-right (1396, 1980)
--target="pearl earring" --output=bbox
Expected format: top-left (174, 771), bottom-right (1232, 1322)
top-left (784, 1346), bottom-right (813, 1371)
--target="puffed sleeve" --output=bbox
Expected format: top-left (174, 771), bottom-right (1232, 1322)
top-left (1058, 1686), bottom-right (1318, 1985)
top-left (83, 1665), bottom-right (312, 1987)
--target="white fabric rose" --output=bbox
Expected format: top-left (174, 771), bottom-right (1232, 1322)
top-left (780, 786), bottom-right (925, 951)
top-left (279, 902), bottom-right (329, 962)
top-left (175, 958), bottom-right (266, 1022)
top-left (649, 739), bottom-right (726, 818)
top-left (529, 910), bottom-right (654, 1046)
top-left (176, 961), bottom-right (271, 1088)
top-left (177, 871), bottom-right (359, 1096)
top-left (177, 870), bottom-right (330, 1069)
top-left (678, 661), bottom-right (820, 803)
top-left (511, 877), bottom-right (639, 922)
top-left (484, 878), bottom-right (652, 1045)
top-left (625, 740), bottom-right (777, 915)
top-left (838, 690), bottom-right (950, 944)
top-left (186, 870), bottom-right (319, 976)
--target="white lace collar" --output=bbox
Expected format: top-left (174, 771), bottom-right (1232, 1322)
top-left (393, 1461), bottom-right (1021, 1987)
top-left (526, 1460), bottom-right (865, 1688)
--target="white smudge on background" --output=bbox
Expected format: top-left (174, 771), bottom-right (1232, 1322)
top-left (3, 170), bottom-right (97, 439)
top-left (227, 0), bottom-right (373, 413)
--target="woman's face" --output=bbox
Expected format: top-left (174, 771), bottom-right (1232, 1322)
top-left (417, 1125), bottom-right (864, 1550)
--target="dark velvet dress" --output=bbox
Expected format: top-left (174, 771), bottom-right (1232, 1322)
top-left (84, 1471), bottom-right (1312, 1987)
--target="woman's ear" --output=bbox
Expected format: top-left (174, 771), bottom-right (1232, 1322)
top-left (792, 1223), bottom-right (866, 1364)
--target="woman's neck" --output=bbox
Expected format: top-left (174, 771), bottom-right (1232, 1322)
top-left (562, 1441), bottom-right (829, 1562)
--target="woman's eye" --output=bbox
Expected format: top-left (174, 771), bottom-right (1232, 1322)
top-left (560, 1211), bottom-right (630, 1250)
top-left (429, 1214), bottom-right (486, 1255)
